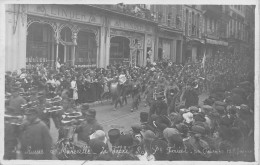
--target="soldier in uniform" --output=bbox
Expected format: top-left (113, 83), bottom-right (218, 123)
top-left (131, 76), bottom-right (141, 112)
top-left (74, 109), bottom-right (103, 144)
top-left (19, 108), bottom-right (53, 160)
top-left (37, 91), bottom-right (52, 129)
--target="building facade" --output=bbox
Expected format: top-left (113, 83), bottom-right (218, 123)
top-left (201, 5), bottom-right (229, 59)
top-left (182, 5), bottom-right (205, 63)
top-left (150, 5), bottom-right (183, 63)
top-left (5, 4), bottom-right (255, 71)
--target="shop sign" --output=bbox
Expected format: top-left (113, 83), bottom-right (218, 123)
top-left (110, 18), bottom-right (153, 33)
top-left (27, 4), bottom-right (102, 24)
top-left (206, 39), bottom-right (228, 46)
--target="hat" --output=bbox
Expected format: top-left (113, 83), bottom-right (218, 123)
top-left (239, 104), bottom-right (250, 114)
top-left (131, 124), bottom-right (142, 134)
top-left (219, 116), bottom-right (233, 127)
top-left (183, 112), bottom-right (194, 124)
top-left (214, 101), bottom-right (227, 107)
top-left (118, 134), bottom-right (133, 147)
top-left (202, 105), bottom-right (214, 112)
top-left (85, 109), bottom-right (96, 117)
top-left (163, 128), bottom-right (180, 140)
top-left (140, 130), bottom-right (156, 141)
top-left (176, 123), bottom-right (189, 134)
top-left (230, 94), bottom-right (244, 106)
top-left (140, 112), bottom-right (148, 123)
top-left (81, 104), bottom-right (90, 112)
top-left (190, 125), bottom-right (206, 135)
top-left (11, 87), bottom-right (20, 92)
top-left (37, 91), bottom-right (45, 98)
top-left (90, 130), bottom-right (107, 144)
top-left (193, 113), bottom-right (206, 122)
top-left (108, 129), bottom-right (120, 145)
top-left (215, 106), bottom-right (225, 115)
top-left (203, 98), bottom-right (215, 106)
top-left (189, 106), bottom-right (199, 113)
top-left (89, 138), bottom-right (107, 154)
top-left (228, 105), bottom-right (238, 115)
top-left (25, 108), bottom-right (38, 115)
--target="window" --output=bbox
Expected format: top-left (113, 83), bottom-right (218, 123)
top-left (110, 36), bottom-right (130, 64)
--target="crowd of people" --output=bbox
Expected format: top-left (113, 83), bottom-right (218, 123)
top-left (4, 50), bottom-right (255, 161)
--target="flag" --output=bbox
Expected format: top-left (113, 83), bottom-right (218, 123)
top-left (202, 50), bottom-right (206, 69)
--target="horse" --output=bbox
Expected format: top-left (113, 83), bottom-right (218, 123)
top-left (109, 80), bottom-right (123, 110)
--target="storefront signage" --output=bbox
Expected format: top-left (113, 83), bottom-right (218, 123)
top-left (27, 4), bottom-right (102, 25)
top-left (206, 39), bottom-right (228, 46)
top-left (110, 18), bottom-right (153, 33)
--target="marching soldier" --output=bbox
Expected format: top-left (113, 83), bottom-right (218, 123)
top-left (131, 76), bottom-right (141, 112)
top-left (19, 108), bottom-right (53, 160)
top-left (37, 91), bottom-right (52, 129)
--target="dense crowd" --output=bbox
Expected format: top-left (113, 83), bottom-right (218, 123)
top-left (4, 50), bottom-right (255, 161)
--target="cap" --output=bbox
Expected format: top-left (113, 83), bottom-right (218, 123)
top-left (108, 129), bottom-right (121, 145)
top-left (25, 107), bottom-right (39, 115)
top-left (85, 109), bottom-right (96, 117)
top-left (81, 104), bottom-right (90, 112)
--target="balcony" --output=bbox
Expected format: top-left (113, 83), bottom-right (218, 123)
top-left (90, 4), bottom-right (183, 30)
top-left (191, 24), bottom-right (199, 37)
top-left (202, 5), bottom-right (222, 19)
top-left (204, 29), bottom-right (219, 40)
top-left (92, 4), bottom-right (158, 22)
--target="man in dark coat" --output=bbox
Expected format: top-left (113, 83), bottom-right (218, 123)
top-left (74, 109), bottom-right (103, 143)
top-left (20, 108), bottom-right (53, 160)
top-left (8, 87), bottom-right (27, 115)
top-left (182, 83), bottom-right (199, 108)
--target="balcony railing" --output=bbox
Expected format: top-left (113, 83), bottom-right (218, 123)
top-left (92, 4), bottom-right (182, 30)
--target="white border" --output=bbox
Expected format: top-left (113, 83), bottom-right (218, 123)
top-left (0, 0), bottom-right (259, 165)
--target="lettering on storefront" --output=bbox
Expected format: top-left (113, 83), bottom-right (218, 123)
top-left (111, 19), bottom-right (152, 33)
top-left (28, 5), bottom-right (102, 24)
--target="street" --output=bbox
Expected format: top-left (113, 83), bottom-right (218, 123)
top-left (49, 93), bottom-right (208, 143)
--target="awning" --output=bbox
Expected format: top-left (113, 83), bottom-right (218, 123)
top-left (206, 38), bottom-right (228, 46)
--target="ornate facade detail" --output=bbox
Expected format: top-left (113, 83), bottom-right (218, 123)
top-left (27, 16), bottom-right (57, 32)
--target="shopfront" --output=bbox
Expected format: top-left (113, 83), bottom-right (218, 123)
top-left (184, 37), bottom-right (205, 63)
top-left (26, 4), bottom-right (102, 68)
top-left (205, 38), bottom-right (228, 58)
top-left (155, 27), bottom-right (183, 63)
top-left (107, 17), bottom-right (156, 67)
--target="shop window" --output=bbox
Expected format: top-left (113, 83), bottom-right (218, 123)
top-left (60, 27), bottom-right (72, 42)
top-left (110, 36), bottom-right (130, 64)
top-left (26, 23), bottom-right (55, 67)
top-left (76, 30), bottom-right (97, 66)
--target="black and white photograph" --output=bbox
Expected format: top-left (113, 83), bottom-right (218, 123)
top-left (1, 0), bottom-right (259, 164)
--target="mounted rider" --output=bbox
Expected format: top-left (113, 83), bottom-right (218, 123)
top-left (118, 70), bottom-right (127, 95)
